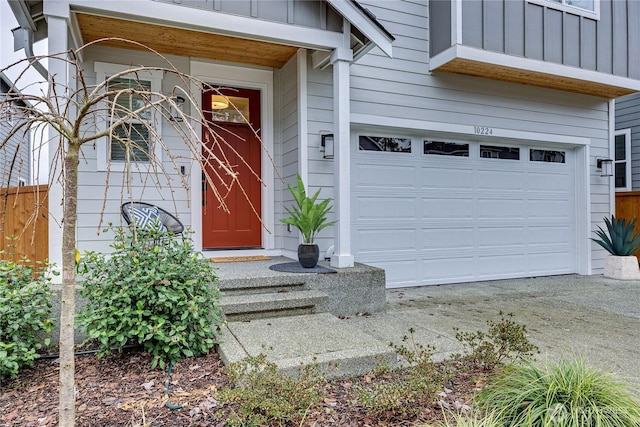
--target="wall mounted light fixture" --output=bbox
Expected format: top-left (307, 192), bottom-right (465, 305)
top-left (321, 134), bottom-right (334, 159)
top-left (169, 96), bottom-right (185, 122)
top-left (597, 158), bottom-right (613, 177)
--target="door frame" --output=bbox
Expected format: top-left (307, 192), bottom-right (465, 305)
top-left (190, 60), bottom-right (275, 254)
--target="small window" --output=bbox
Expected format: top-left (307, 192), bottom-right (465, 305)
top-left (210, 95), bottom-right (250, 123)
top-left (614, 129), bottom-right (631, 190)
top-left (424, 141), bottom-right (469, 157)
top-left (480, 145), bottom-right (520, 160)
top-left (359, 136), bottom-right (411, 153)
top-left (530, 149), bottom-right (565, 163)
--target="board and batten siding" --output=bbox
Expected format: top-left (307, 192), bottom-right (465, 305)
top-left (616, 93), bottom-right (640, 190)
top-left (303, 0), bottom-right (613, 273)
top-left (430, 0), bottom-right (640, 79)
top-left (75, 46), bottom-right (192, 253)
top-left (152, 0), bottom-right (342, 32)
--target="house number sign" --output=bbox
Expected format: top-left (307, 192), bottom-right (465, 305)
top-left (474, 126), bottom-right (493, 135)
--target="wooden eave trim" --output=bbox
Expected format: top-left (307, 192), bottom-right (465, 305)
top-left (431, 45), bottom-right (640, 99)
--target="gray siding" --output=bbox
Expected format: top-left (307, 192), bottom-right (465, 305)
top-left (430, 0), bottom-right (639, 79)
top-left (153, 0), bottom-right (342, 31)
top-left (616, 93), bottom-right (640, 190)
top-left (0, 85), bottom-right (30, 187)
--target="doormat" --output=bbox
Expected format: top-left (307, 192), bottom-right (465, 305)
top-left (269, 262), bottom-right (336, 274)
top-left (210, 255), bottom-right (272, 263)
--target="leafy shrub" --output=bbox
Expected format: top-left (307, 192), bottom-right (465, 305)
top-left (219, 353), bottom-right (325, 426)
top-left (592, 215), bottom-right (640, 256)
top-left (475, 359), bottom-right (640, 427)
top-left (356, 328), bottom-right (443, 418)
top-left (78, 227), bottom-right (222, 369)
top-left (454, 312), bottom-right (538, 371)
top-left (0, 257), bottom-right (54, 379)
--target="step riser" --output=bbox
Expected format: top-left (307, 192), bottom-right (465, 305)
top-left (224, 306), bottom-right (319, 322)
top-left (221, 290), bottom-right (329, 321)
top-left (217, 279), bottom-right (306, 295)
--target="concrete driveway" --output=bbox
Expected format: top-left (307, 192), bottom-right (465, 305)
top-left (342, 274), bottom-right (640, 388)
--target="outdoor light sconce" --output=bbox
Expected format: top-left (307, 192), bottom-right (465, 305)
top-left (169, 96), bottom-right (185, 122)
top-left (321, 134), bottom-right (334, 159)
top-left (597, 158), bottom-right (613, 177)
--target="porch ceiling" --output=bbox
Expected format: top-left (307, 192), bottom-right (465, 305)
top-left (75, 13), bottom-right (301, 69)
top-left (434, 57), bottom-right (636, 99)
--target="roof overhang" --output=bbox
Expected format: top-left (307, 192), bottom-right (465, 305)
top-left (431, 45), bottom-right (640, 98)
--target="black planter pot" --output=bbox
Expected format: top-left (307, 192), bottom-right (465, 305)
top-left (298, 243), bottom-right (320, 268)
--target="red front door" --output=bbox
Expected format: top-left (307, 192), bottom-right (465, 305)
top-left (202, 87), bottom-right (262, 249)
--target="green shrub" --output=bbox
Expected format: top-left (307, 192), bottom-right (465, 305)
top-left (356, 328), bottom-right (443, 418)
top-left (454, 312), bottom-right (539, 371)
top-left (0, 257), bottom-right (54, 379)
top-left (219, 353), bottom-right (325, 426)
top-left (78, 227), bottom-right (222, 369)
top-left (475, 359), bottom-right (640, 427)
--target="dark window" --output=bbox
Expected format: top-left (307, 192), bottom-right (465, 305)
top-left (359, 136), bottom-right (411, 153)
top-left (110, 123), bottom-right (150, 162)
top-left (480, 145), bottom-right (520, 160)
top-left (424, 141), bottom-right (469, 157)
top-left (530, 149), bottom-right (565, 163)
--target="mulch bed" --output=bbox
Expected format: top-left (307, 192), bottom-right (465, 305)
top-left (0, 349), bottom-right (486, 426)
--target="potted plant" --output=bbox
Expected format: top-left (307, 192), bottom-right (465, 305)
top-left (592, 215), bottom-right (640, 280)
top-left (281, 174), bottom-right (336, 268)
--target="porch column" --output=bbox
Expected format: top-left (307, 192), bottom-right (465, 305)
top-left (44, 11), bottom-right (70, 278)
top-left (330, 47), bottom-right (355, 268)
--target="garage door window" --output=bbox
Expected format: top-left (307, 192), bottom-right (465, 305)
top-left (424, 141), bottom-right (469, 157)
top-left (480, 145), bottom-right (520, 160)
top-left (359, 136), bottom-right (411, 153)
top-left (530, 149), bottom-right (565, 163)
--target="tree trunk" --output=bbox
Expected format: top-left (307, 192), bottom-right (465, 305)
top-left (58, 141), bottom-right (80, 426)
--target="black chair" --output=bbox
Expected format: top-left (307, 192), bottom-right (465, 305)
top-left (121, 201), bottom-right (185, 235)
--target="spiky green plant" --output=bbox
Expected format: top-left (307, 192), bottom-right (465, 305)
top-left (475, 359), bottom-right (640, 427)
top-left (280, 174), bottom-right (336, 244)
top-left (592, 216), bottom-right (640, 256)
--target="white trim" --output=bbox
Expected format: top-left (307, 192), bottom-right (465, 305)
top-left (430, 45), bottom-right (640, 95)
top-left (189, 60), bottom-right (274, 253)
top-left (67, 0), bottom-right (344, 51)
top-left (325, 0), bottom-right (394, 58)
top-left (451, 0), bottom-right (463, 45)
top-left (93, 61), bottom-right (163, 172)
top-left (614, 128), bottom-right (632, 192)
top-left (527, 0), bottom-right (600, 20)
top-left (297, 49), bottom-right (309, 190)
top-left (575, 144), bottom-right (591, 275)
top-left (351, 113), bottom-right (591, 147)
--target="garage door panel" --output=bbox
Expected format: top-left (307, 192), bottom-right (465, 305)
top-left (354, 229), bottom-right (417, 253)
top-left (477, 169), bottom-right (525, 189)
top-left (421, 257), bottom-right (475, 282)
top-left (354, 163), bottom-right (417, 188)
top-left (421, 227), bottom-right (474, 249)
top-left (421, 198), bottom-right (474, 219)
top-left (353, 140), bottom-right (577, 287)
top-left (355, 197), bottom-right (417, 219)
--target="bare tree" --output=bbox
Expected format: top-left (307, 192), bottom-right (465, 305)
top-left (0, 39), bottom-right (263, 426)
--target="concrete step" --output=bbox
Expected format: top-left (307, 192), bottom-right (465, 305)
top-left (221, 290), bottom-right (329, 321)
top-left (218, 278), bottom-right (306, 295)
top-left (217, 313), bottom-right (397, 379)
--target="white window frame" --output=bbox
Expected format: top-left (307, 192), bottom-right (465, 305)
top-left (94, 62), bottom-right (163, 172)
top-left (528, 0), bottom-right (600, 20)
top-left (614, 128), bottom-right (632, 191)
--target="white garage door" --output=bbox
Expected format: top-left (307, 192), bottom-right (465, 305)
top-left (352, 137), bottom-right (577, 288)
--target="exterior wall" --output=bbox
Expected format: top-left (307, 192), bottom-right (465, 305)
top-left (75, 46), bottom-right (192, 253)
top-left (0, 81), bottom-right (31, 187)
top-left (304, 0), bottom-right (612, 273)
top-left (430, 0), bottom-right (640, 79)
top-left (276, 54), bottom-right (301, 253)
top-left (153, 0), bottom-right (343, 31)
top-left (616, 93), bottom-right (640, 189)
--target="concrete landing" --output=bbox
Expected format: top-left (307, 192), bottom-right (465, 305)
top-left (217, 313), bottom-right (397, 379)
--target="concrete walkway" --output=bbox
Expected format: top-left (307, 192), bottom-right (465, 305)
top-left (345, 274), bottom-right (640, 387)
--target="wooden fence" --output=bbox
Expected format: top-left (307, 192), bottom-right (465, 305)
top-left (0, 185), bottom-right (49, 266)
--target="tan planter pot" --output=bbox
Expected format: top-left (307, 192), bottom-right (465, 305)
top-left (604, 255), bottom-right (640, 280)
